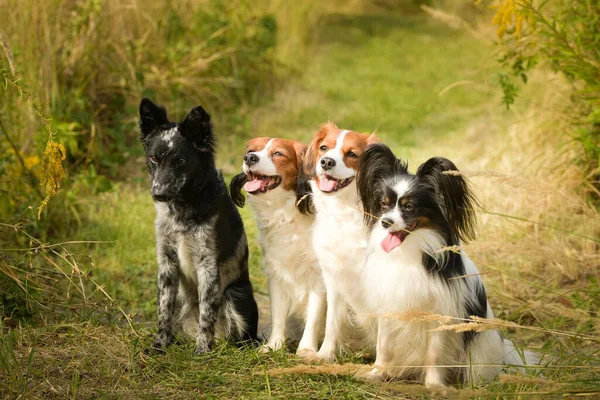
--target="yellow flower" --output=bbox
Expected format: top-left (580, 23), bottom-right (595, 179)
top-left (37, 140), bottom-right (66, 219)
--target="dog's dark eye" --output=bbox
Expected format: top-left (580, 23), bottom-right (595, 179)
top-left (403, 203), bottom-right (415, 212)
top-left (380, 198), bottom-right (390, 209)
top-left (319, 145), bottom-right (328, 151)
top-left (177, 158), bottom-right (186, 166)
top-left (346, 150), bottom-right (357, 158)
top-left (273, 151), bottom-right (283, 157)
top-left (149, 156), bottom-right (158, 164)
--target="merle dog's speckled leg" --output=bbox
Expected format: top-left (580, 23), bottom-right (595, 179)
top-left (194, 264), bottom-right (222, 354)
top-left (149, 244), bottom-right (180, 353)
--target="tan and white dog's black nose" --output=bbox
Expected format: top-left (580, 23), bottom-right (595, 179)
top-left (244, 153), bottom-right (259, 166)
top-left (320, 157), bottom-right (336, 170)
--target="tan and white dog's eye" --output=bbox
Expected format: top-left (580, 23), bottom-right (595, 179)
top-left (273, 151), bottom-right (283, 157)
top-left (346, 150), bottom-right (358, 158)
top-left (319, 145), bottom-right (328, 151)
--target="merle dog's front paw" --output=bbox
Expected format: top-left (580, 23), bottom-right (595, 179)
top-left (194, 344), bottom-right (212, 355)
top-left (144, 343), bottom-right (167, 356)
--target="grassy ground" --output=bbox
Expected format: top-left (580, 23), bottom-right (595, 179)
top-left (2, 7), bottom-right (599, 400)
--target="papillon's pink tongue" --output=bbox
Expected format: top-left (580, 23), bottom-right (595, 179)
top-left (244, 178), bottom-right (268, 192)
top-left (381, 232), bottom-right (403, 253)
top-left (319, 176), bottom-right (337, 192)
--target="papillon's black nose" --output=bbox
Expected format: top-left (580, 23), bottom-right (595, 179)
top-left (381, 218), bottom-right (394, 228)
top-left (320, 157), bottom-right (336, 170)
top-left (244, 153), bottom-right (259, 166)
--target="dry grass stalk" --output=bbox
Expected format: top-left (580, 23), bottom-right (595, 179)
top-left (266, 363), bottom-right (370, 377)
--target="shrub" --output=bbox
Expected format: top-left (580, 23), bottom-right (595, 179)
top-left (488, 0), bottom-right (600, 188)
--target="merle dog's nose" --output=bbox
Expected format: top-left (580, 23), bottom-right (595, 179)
top-left (152, 186), bottom-right (171, 202)
top-left (244, 153), bottom-right (259, 166)
top-left (381, 218), bottom-right (394, 228)
top-left (320, 157), bottom-right (336, 170)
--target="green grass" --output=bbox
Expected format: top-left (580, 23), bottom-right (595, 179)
top-left (2, 7), bottom-right (599, 400)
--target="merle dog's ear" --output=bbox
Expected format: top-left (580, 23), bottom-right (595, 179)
top-left (357, 143), bottom-right (408, 225)
top-left (417, 157), bottom-right (479, 243)
top-left (229, 172), bottom-right (247, 208)
top-left (179, 105), bottom-right (215, 154)
top-left (139, 98), bottom-right (169, 140)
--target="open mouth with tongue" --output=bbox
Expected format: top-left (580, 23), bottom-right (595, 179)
top-left (243, 172), bottom-right (282, 194)
top-left (318, 174), bottom-right (354, 193)
top-left (381, 221), bottom-right (419, 253)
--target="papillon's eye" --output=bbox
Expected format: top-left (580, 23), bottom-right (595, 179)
top-left (149, 156), bottom-right (158, 164)
top-left (319, 145), bottom-right (328, 151)
top-left (273, 151), bottom-right (283, 157)
top-left (403, 203), bottom-right (415, 212)
top-left (177, 158), bottom-right (186, 166)
top-left (380, 197), bottom-right (390, 209)
top-left (346, 150), bottom-right (357, 158)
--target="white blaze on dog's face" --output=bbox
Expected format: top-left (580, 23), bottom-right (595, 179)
top-left (242, 137), bottom-right (306, 195)
top-left (306, 123), bottom-right (377, 193)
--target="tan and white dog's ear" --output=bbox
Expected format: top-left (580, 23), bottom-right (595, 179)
top-left (367, 131), bottom-right (380, 144)
top-left (293, 142), bottom-right (308, 173)
top-left (304, 122), bottom-right (336, 176)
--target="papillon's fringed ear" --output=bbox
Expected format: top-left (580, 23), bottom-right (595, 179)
top-left (179, 105), bottom-right (216, 154)
top-left (416, 157), bottom-right (479, 243)
top-left (296, 173), bottom-right (314, 215)
top-left (139, 98), bottom-right (169, 141)
top-left (229, 172), bottom-right (247, 208)
top-left (357, 143), bottom-right (407, 225)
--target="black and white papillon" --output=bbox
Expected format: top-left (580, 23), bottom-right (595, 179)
top-left (355, 143), bottom-right (531, 387)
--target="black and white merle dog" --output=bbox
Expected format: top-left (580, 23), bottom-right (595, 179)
top-left (139, 98), bottom-right (258, 355)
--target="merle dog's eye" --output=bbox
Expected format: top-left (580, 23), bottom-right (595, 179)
top-left (319, 145), bottom-right (328, 151)
top-left (149, 156), bottom-right (158, 164)
top-left (273, 151), bottom-right (283, 157)
top-left (346, 150), bottom-right (357, 158)
top-left (380, 198), bottom-right (390, 209)
top-left (178, 158), bottom-right (186, 165)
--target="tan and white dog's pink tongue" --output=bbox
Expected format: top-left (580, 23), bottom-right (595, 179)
top-left (381, 232), bottom-right (403, 253)
top-left (244, 178), bottom-right (269, 192)
top-left (319, 176), bottom-right (337, 192)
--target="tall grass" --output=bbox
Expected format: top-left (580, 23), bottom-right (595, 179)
top-left (0, 0), bottom-right (327, 320)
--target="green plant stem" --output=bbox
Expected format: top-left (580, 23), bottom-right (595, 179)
top-left (0, 117), bottom-right (43, 200)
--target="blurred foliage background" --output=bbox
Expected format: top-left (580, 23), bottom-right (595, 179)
top-left (1, 0), bottom-right (599, 397)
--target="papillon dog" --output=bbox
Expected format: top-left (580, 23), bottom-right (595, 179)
top-left (230, 138), bottom-right (326, 356)
top-left (299, 122), bottom-right (378, 362)
top-left (355, 143), bottom-right (532, 386)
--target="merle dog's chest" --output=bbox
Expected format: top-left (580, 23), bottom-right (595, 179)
top-left (155, 202), bottom-right (217, 282)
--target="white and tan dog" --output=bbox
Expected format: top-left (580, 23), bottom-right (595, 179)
top-left (299, 123), bottom-right (378, 362)
top-left (230, 137), bottom-right (326, 356)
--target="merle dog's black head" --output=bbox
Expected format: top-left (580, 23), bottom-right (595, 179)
top-left (139, 98), bottom-right (217, 203)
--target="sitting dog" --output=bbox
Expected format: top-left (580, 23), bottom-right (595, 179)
top-left (355, 143), bottom-right (533, 386)
top-left (230, 137), bottom-right (326, 356)
top-left (139, 98), bottom-right (258, 355)
top-left (298, 123), bottom-right (378, 362)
